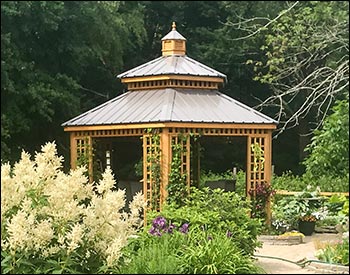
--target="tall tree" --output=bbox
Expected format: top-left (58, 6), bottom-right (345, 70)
top-left (1, 1), bottom-right (146, 166)
top-left (238, 1), bottom-right (349, 137)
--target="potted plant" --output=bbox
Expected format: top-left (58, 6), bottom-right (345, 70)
top-left (272, 187), bottom-right (325, 235)
top-left (298, 212), bottom-right (317, 235)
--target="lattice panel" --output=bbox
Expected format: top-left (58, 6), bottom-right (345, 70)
top-left (75, 136), bottom-right (93, 182)
top-left (143, 134), bottom-right (161, 214)
top-left (247, 136), bottom-right (266, 198)
top-left (170, 134), bottom-right (191, 191)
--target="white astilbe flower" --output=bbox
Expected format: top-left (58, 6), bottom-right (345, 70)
top-left (1, 141), bottom-right (146, 270)
top-left (32, 219), bottom-right (54, 252)
top-left (96, 168), bottom-right (116, 195)
top-left (13, 151), bottom-right (36, 189)
top-left (128, 191), bottom-right (146, 227)
top-left (66, 223), bottom-right (84, 254)
top-left (6, 210), bottom-right (35, 252)
top-left (105, 237), bottom-right (125, 267)
top-left (1, 163), bottom-right (26, 220)
top-left (34, 142), bottom-right (63, 180)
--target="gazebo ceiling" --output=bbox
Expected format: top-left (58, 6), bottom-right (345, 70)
top-left (62, 88), bottom-right (277, 127)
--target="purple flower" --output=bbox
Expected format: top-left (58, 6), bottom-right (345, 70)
top-left (152, 216), bottom-right (167, 230)
top-left (226, 231), bottom-right (233, 238)
top-left (179, 223), bottom-right (189, 234)
top-left (149, 226), bottom-right (162, 236)
top-left (166, 223), bottom-right (176, 234)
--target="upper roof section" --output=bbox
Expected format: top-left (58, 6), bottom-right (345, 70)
top-left (62, 88), bottom-right (278, 127)
top-left (117, 22), bottom-right (226, 90)
top-left (161, 22), bottom-right (186, 41)
top-left (117, 55), bottom-right (226, 79)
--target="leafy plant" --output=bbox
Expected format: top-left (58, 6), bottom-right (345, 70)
top-left (248, 182), bottom-right (276, 220)
top-left (303, 98), bottom-right (349, 179)
top-left (152, 187), bottom-right (262, 256)
top-left (315, 232), bottom-right (349, 266)
top-left (272, 187), bottom-right (325, 231)
top-left (118, 214), bottom-right (264, 274)
top-left (167, 134), bottom-right (189, 206)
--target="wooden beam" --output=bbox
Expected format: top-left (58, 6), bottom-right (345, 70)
top-left (276, 190), bottom-right (349, 197)
top-left (121, 75), bottom-right (224, 84)
top-left (64, 123), bottom-right (166, 132)
top-left (64, 122), bottom-right (277, 132)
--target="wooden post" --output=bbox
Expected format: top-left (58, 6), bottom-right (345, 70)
top-left (160, 128), bottom-right (171, 207)
top-left (70, 132), bottom-right (77, 169)
top-left (265, 131), bottom-right (273, 226)
top-left (246, 135), bottom-right (252, 199)
top-left (87, 136), bottom-right (93, 183)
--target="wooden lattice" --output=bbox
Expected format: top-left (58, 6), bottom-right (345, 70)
top-left (143, 133), bottom-right (161, 214)
top-left (170, 134), bottom-right (191, 191)
top-left (247, 136), bottom-right (266, 198)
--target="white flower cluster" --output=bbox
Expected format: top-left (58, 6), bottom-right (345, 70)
top-left (1, 141), bottom-right (145, 267)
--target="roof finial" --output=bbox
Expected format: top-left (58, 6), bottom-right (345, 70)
top-left (172, 21), bottom-right (176, 30)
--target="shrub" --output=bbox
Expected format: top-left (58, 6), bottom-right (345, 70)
top-left (118, 216), bottom-right (264, 274)
top-left (1, 142), bottom-right (145, 274)
top-left (148, 187), bottom-right (262, 256)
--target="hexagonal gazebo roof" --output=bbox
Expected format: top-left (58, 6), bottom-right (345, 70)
top-left (62, 22), bottom-right (277, 222)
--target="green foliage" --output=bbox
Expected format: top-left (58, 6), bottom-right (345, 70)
top-left (200, 169), bottom-right (234, 184)
top-left (1, 1), bottom-right (146, 164)
top-left (117, 232), bottom-right (186, 274)
top-left (248, 182), bottom-right (276, 220)
top-left (179, 231), bottom-right (265, 274)
top-left (272, 188), bottom-right (324, 231)
top-left (325, 194), bottom-right (347, 215)
top-left (166, 134), bottom-right (189, 206)
top-left (118, 215), bottom-right (264, 274)
top-left (303, 99), bottom-right (349, 179)
top-left (271, 171), bottom-right (349, 193)
top-left (316, 233), bottom-right (349, 266)
top-left (154, 187), bottom-right (262, 256)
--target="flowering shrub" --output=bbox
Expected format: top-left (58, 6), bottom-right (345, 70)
top-left (249, 182), bottom-right (276, 220)
top-left (1, 142), bottom-right (145, 274)
top-left (118, 215), bottom-right (264, 274)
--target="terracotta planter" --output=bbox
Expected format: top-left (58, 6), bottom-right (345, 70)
top-left (298, 220), bottom-right (316, 236)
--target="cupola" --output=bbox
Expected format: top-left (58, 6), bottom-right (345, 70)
top-left (117, 22), bottom-right (226, 91)
top-left (161, 22), bottom-right (186, 56)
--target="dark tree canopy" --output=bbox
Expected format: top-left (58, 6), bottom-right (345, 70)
top-left (2, 1), bottom-right (348, 176)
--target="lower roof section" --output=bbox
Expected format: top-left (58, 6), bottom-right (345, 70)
top-left (62, 88), bottom-right (278, 128)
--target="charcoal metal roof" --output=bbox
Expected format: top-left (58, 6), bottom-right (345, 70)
top-left (117, 55), bottom-right (227, 80)
top-left (62, 88), bottom-right (277, 127)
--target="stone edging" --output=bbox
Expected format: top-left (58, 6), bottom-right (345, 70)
top-left (258, 235), bottom-right (303, 245)
top-left (305, 261), bottom-right (349, 274)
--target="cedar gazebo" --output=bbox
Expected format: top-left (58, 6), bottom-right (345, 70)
top-left (62, 23), bottom-right (277, 222)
